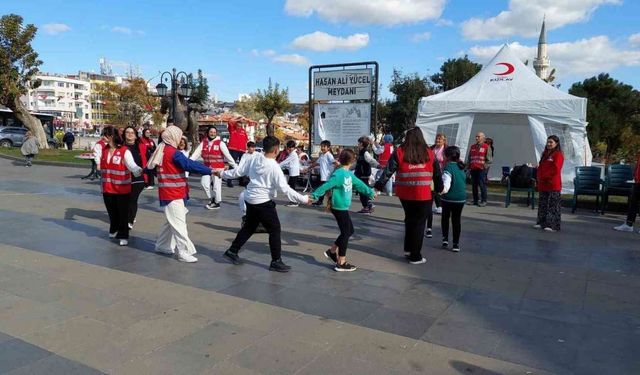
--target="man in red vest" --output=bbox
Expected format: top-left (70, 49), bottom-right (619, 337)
top-left (374, 134), bottom-right (394, 196)
top-left (466, 132), bottom-right (492, 207)
top-left (190, 126), bottom-right (237, 209)
top-left (614, 151), bottom-right (640, 233)
top-left (226, 120), bottom-right (249, 187)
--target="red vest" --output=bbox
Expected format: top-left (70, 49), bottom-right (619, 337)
top-left (101, 146), bottom-right (132, 194)
top-left (469, 143), bottom-right (489, 170)
top-left (379, 144), bottom-right (392, 168)
top-left (158, 146), bottom-right (189, 201)
top-left (394, 147), bottom-right (434, 201)
top-left (201, 139), bottom-right (225, 168)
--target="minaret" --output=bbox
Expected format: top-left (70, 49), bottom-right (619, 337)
top-left (533, 17), bottom-right (550, 80)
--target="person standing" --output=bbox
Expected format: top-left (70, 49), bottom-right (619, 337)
top-left (100, 126), bottom-right (143, 246)
top-left (219, 136), bottom-right (311, 272)
top-left (614, 151), bottom-right (640, 233)
top-left (535, 135), bottom-right (564, 232)
top-left (310, 140), bottom-right (337, 207)
top-left (425, 133), bottom-right (447, 239)
top-left (93, 128), bottom-right (108, 175)
top-left (226, 120), bottom-right (249, 187)
top-left (20, 131), bottom-right (39, 167)
top-left (375, 127), bottom-right (442, 264)
top-left (355, 136), bottom-right (379, 214)
top-left (467, 132), bottom-right (492, 206)
top-left (311, 149), bottom-right (376, 272)
top-left (440, 146), bottom-right (467, 252)
top-left (148, 126), bottom-right (215, 263)
top-left (279, 140), bottom-right (302, 207)
top-left (140, 128), bottom-right (157, 190)
top-left (123, 126), bottom-right (148, 229)
top-left (190, 126), bottom-right (237, 209)
top-left (374, 134), bottom-right (394, 196)
top-left (63, 130), bottom-right (75, 150)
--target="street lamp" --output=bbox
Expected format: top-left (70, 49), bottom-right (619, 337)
top-left (155, 68), bottom-right (193, 123)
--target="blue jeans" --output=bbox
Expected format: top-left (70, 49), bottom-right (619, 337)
top-left (470, 169), bottom-right (487, 203)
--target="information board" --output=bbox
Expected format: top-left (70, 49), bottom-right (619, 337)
top-left (314, 103), bottom-right (371, 145)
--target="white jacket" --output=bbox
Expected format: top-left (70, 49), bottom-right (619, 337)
top-left (279, 150), bottom-right (301, 177)
top-left (222, 153), bottom-right (307, 205)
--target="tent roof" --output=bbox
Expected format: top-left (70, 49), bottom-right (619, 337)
top-left (419, 44), bottom-right (587, 120)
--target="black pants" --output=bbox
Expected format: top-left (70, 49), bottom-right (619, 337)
top-left (441, 201), bottom-right (464, 244)
top-left (626, 184), bottom-right (640, 226)
top-left (400, 199), bottom-right (430, 261)
top-left (128, 182), bottom-right (145, 225)
top-left (227, 150), bottom-right (245, 187)
top-left (103, 193), bottom-right (130, 239)
top-left (315, 180), bottom-right (328, 204)
top-left (331, 209), bottom-right (354, 257)
top-left (433, 193), bottom-right (441, 208)
top-left (470, 169), bottom-right (487, 203)
top-left (427, 197), bottom-right (434, 229)
top-left (288, 176), bottom-right (299, 202)
top-left (358, 176), bottom-right (372, 208)
top-left (537, 191), bottom-right (562, 231)
top-left (230, 200), bottom-right (282, 261)
top-left (145, 171), bottom-right (155, 187)
top-left (66, 142), bottom-right (73, 150)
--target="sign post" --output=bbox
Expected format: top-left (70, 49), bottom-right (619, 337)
top-left (308, 62), bottom-right (378, 151)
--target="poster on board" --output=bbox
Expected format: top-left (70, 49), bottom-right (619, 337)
top-left (314, 103), bottom-right (370, 145)
top-left (313, 69), bottom-right (372, 101)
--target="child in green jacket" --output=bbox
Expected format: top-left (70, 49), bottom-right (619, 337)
top-left (311, 149), bottom-right (376, 272)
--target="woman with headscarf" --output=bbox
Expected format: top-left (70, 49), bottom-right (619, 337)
top-left (20, 130), bottom-right (39, 167)
top-left (147, 126), bottom-right (215, 263)
top-left (375, 127), bottom-right (442, 264)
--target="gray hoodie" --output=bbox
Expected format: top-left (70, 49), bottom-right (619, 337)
top-left (21, 136), bottom-right (39, 156)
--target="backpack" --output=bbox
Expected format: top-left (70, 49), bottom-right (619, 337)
top-left (509, 164), bottom-right (534, 188)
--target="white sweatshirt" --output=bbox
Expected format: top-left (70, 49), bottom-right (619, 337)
top-left (279, 150), bottom-right (301, 177)
top-left (222, 153), bottom-right (307, 205)
top-left (190, 137), bottom-right (237, 168)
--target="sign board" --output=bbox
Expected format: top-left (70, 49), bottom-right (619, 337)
top-left (314, 103), bottom-right (370, 145)
top-left (313, 69), bottom-right (372, 101)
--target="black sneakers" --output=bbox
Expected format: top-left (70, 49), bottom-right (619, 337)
top-left (206, 202), bottom-right (220, 210)
top-left (269, 259), bottom-right (291, 272)
top-left (425, 228), bottom-right (433, 238)
top-left (324, 249), bottom-right (338, 264)
top-left (224, 250), bottom-right (242, 265)
top-left (442, 239), bottom-right (449, 248)
top-left (452, 244), bottom-right (460, 252)
top-left (335, 262), bottom-right (357, 272)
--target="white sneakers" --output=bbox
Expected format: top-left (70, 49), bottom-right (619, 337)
top-left (533, 224), bottom-right (541, 229)
top-left (543, 227), bottom-right (555, 232)
top-left (119, 239), bottom-right (128, 246)
top-left (614, 223), bottom-right (634, 232)
top-left (109, 232), bottom-right (117, 238)
top-left (435, 207), bottom-right (442, 214)
top-left (177, 254), bottom-right (198, 263)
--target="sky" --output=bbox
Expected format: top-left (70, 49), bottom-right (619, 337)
top-left (5, 0), bottom-right (640, 102)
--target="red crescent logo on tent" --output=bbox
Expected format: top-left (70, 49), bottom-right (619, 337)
top-left (494, 62), bottom-right (515, 76)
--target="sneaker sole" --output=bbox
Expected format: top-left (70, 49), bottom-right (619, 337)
top-left (409, 259), bottom-right (427, 265)
top-left (452, 248), bottom-right (460, 253)
top-left (223, 253), bottom-right (242, 265)
top-left (177, 258), bottom-right (198, 263)
top-left (269, 266), bottom-right (290, 273)
top-left (334, 266), bottom-right (357, 272)
top-left (155, 250), bottom-right (175, 255)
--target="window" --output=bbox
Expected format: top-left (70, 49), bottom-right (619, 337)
top-left (544, 123), bottom-right (574, 158)
top-left (85, 114), bottom-right (89, 119)
top-left (435, 123), bottom-right (459, 145)
top-left (58, 82), bottom-right (65, 87)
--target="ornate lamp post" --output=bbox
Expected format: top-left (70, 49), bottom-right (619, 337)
top-left (155, 68), bottom-right (193, 123)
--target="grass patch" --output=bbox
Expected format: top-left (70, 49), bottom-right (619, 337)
top-left (0, 148), bottom-right (89, 164)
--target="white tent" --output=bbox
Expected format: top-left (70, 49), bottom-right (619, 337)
top-left (417, 44), bottom-right (591, 191)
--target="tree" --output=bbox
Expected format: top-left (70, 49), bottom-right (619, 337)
top-left (0, 14), bottom-right (48, 148)
top-left (385, 70), bottom-right (437, 141)
top-left (255, 79), bottom-right (289, 136)
top-left (189, 69), bottom-right (209, 107)
top-left (96, 78), bottom-right (160, 128)
top-left (569, 73), bottom-right (640, 161)
top-left (234, 94), bottom-right (261, 120)
top-left (430, 55), bottom-right (482, 92)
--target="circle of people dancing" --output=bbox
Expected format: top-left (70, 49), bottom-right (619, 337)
top-left (93, 122), bottom-right (570, 273)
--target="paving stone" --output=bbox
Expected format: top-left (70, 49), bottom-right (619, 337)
top-left (360, 307), bottom-right (435, 339)
top-left (6, 354), bottom-right (105, 375)
top-left (113, 345), bottom-right (218, 375)
top-left (0, 339), bottom-right (52, 373)
top-left (422, 320), bottom-right (503, 357)
top-left (233, 337), bottom-right (320, 375)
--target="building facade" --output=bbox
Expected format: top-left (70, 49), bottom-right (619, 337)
top-left (23, 74), bottom-right (92, 130)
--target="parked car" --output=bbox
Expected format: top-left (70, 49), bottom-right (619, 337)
top-left (0, 126), bottom-right (59, 148)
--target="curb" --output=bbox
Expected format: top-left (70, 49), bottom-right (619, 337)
top-left (0, 153), bottom-right (89, 169)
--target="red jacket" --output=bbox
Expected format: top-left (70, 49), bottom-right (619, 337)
top-left (101, 146), bottom-right (132, 195)
top-left (537, 150), bottom-right (564, 192)
top-left (157, 146), bottom-right (189, 201)
top-left (227, 121), bottom-right (248, 152)
top-left (394, 147), bottom-right (435, 201)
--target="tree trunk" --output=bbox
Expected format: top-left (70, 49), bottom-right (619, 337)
top-left (9, 97), bottom-right (49, 149)
top-left (267, 120), bottom-right (275, 137)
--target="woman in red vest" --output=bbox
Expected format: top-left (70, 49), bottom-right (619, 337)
top-left (123, 126), bottom-right (148, 229)
top-left (100, 126), bottom-right (143, 246)
top-left (148, 126), bottom-right (215, 263)
top-left (535, 135), bottom-right (564, 232)
top-left (140, 128), bottom-right (157, 189)
top-left (375, 127), bottom-right (443, 264)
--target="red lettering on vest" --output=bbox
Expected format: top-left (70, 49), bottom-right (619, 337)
top-left (101, 146), bottom-right (132, 194)
top-left (394, 147), bottom-right (434, 201)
